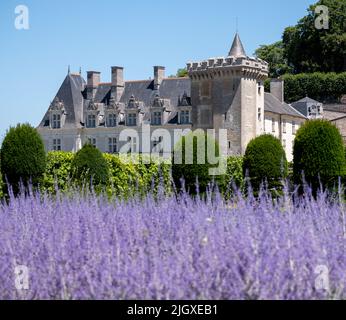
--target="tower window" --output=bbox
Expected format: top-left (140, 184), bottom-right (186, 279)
top-left (283, 119), bottom-right (287, 134)
top-left (180, 110), bottom-right (190, 124)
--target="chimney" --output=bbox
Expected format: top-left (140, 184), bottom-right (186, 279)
top-left (270, 79), bottom-right (284, 103)
top-left (87, 71), bottom-right (101, 100)
top-left (111, 66), bottom-right (125, 101)
top-left (154, 66), bottom-right (165, 90)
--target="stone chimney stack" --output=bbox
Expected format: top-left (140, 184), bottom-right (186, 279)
top-left (87, 71), bottom-right (101, 100)
top-left (154, 66), bottom-right (165, 90)
top-left (111, 66), bottom-right (125, 101)
top-left (270, 79), bottom-right (284, 103)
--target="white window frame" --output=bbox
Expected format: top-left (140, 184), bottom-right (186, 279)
top-left (52, 113), bottom-right (61, 129)
top-left (88, 137), bottom-right (97, 147)
top-left (180, 110), bottom-right (190, 124)
top-left (108, 137), bottom-right (117, 153)
top-left (53, 138), bottom-right (61, 151)
top-left (152, 111), bottom-right (162, 126)
top-left (127, 113), bottom-right (137, 126)
top-left (107, 113), bottom-right (117, 127)
top-left (87, 114), bottom-right (96, 128)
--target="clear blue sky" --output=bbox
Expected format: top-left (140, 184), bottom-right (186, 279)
top-left (0, 0), bottom-right (313, 142)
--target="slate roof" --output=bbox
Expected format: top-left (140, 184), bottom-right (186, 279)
top-left (264, 93), bottom-right (306, 119)
top-left (39, 73), bottom-right (86, 129)
top-left (292, 97), bottom-right (321, 105)
top-left (39, 74), bottom-right (306, 129)
top-left (228, 33), bottom-right (246, 57)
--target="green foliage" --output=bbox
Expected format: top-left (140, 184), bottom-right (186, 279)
top-left (0, 124), bottom-right (46, 192)
top-left (172, 132), bottom-right (226, 194)
top-left (220, 156), bottom-right (244, 196)
top-left (42, 151), bottom-right (74, 193)
top-left (71, 144), bottom-right (109, 186)
top-left (243, 134), bottom-right (288, 191)
top-left (176, 68), bottom-right (188, 78)
top-left (282, 72), bottom-right (346, 103)
top-left (282, 0), bottom-right (346, 73)
top-left (293, 119), bottom-right (346, 190)
top-left (255, 41), bottom-right (293, 77)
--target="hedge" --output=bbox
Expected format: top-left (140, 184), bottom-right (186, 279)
top-left (293, 119), bottom-right (346, 192)
top-left (41, 152), bottom-right (171, 198)
top-left (265, 72), bottom-right (346, 103)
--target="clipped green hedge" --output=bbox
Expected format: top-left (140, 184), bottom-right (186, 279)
top-left (243, 134), bottom-right (288, 192)
top-left (265, 72), bottom-right (346, 103)
top-left (41, 152), bottom-right (171, 198)
top-left (293, 119), bottom-right (346, 191)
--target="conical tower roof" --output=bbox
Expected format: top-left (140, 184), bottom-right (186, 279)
top-left (228, 33), bottom-right (246, 57)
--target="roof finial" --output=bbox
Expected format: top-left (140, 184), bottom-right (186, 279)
top-left (68, 65), bottom-right (71, 75)
top-left (79, 67), bottom-right (82, 75)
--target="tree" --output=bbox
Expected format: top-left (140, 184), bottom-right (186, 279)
top-left (243, 134), bottom-right (288, 192)
top-left (176, 68), bottom-right (188, 77)
top-left (71, 144), bottom-right (109, 186)
top-left (0, 124), bottom-right (46, 193)
top-left (293, 119), bottom-right (346, 191)
top-left (255, 41), bottom-right (293, 77)
top-left (172, 131), bottom-right (225, 194)
top-left (283, 0), bottom-right (346, 73)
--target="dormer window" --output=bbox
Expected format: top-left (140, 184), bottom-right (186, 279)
top-left (52, 114), bottom-right (61, 129)
top-left (87, 114), bottom-right (96, 128)
top-left (180, 110), bottom-right (190, 124)
top-left (127, 113), bottom-right (137, 126)
top-left (152, 112), bottom-right (162, 126)
top-left (49, 97), bottom-right (65, 129)
top-left (107, 113), bottom-right (117, 127)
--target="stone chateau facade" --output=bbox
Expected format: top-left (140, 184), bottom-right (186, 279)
top-left (38, 33), bottom-right (307, 162)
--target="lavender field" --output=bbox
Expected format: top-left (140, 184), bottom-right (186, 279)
top-left (1, 187), bottom-right (346, 300)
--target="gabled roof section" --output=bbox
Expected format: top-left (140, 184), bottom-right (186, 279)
top-left (228, 33), bottom-right (246, 57)
top-left (264, 93), bottom-right (306, 119)
top-left (38, 74), bottom-right (86, 129)
top-left (292, 97), bottom-right (321, 105)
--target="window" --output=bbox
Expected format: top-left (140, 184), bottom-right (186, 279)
top-left (87, 114), bottom-right (96, 128)
top-left (108, 138), bottom-right (117, 153)
top-left (258, 108), bottom-right (262, 121)
top-left (292, 121), bottom-right (296, 135)
top-left (283, 139), bottom-right (286, 149)
top-left (52, 114), bottom-right (61, 129)
top-left (180, 110), bottom-right (190, 124)
top-left (127, 137), bottom-right (137, 153)
top-left (53, 139), bottom-right (61, 151)
top-left (88, 138), bottom-right (96, 147)
top-left (153, 136), bottom-right (163, 153)
top-left (107, 114), bottom-right (117, 127)
top-left (283, 119), bottom-right (287, 134)
top-left (272, 118), bottom-right (276, 133)
top-left (258, 82), bottom-right (262, 95)
top-left (127, 113), bottom-right (137, 126)
top-left (152, 112), bottom-right (162, 126)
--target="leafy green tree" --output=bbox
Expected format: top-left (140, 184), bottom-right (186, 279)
top-left (255, 41), bottom-right (293, 77)
top-left (176, 68), bottom-right (188, 77)
top-left (293, 119), bottom-right (346, 191)
top-left (172, 132), bottom-right (226, 194)
top-left (283, 0), bottom-right (346, 73)
top-left (243, 134), bottom-right (288, 192)
top-left (71, 144), bottom-right (109, 186)
top-left (0, 124), bottom-right (46, 193)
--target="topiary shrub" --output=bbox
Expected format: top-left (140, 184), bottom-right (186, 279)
top-left (243, 134), bottom-right (288, 192)
top-left (172, 131), bottom-right (226, 194)
top-left (293, 119), bottom-right (346, 192)
top-left (71, 144), bottom-right (109, 187)
top-left (0, 124), bottom-right (46, 193)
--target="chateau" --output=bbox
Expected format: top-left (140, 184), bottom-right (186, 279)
top-left (38, 33), bottom-right (307, 162)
